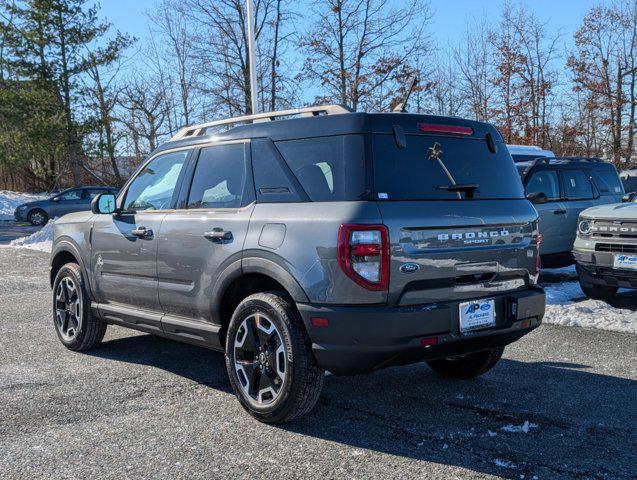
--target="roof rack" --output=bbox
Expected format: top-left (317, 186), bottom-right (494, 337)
top-left (170, 104), bottom-right (353, 141)
top-left (518, 156), bottom-right (606, 180)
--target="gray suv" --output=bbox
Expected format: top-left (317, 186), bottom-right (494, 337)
top-left (50, 106), bottom-right (545, 423)
top-left (14, 186), bottom-right (118, 226)
top-left (516, 158), bottom-right (624, 267)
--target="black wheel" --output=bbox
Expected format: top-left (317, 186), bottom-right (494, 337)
top-left (27, 208), bottom-right (48, 226)
top-left (426, 346), bottom-right (504, 379)
top-left (52, 263), bottom-right (107, 351)
top-left (225, 292), bottom-right (324, 423)
top-left (578, 281), bottom-right (617, 300)
top-left (576, 265), bottom-right (618, 300)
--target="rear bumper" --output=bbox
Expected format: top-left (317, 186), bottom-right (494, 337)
top-left (297, 288), bottom-right (545, 375)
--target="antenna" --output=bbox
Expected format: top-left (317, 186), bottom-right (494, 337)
top-left (246, 0), bottom-right (258, 115)
top-left (392, 75), bottom-right (419, 113)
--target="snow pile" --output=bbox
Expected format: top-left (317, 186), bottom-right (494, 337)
top-left (0, 190), bottom-right (48, 221)
top-left (9, 219), bottom-right (54, 253)
top-left (544, 282), bottom-right (636, 334)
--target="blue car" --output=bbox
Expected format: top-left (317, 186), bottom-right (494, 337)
top-left (14, 186), bottom-right (118, 226)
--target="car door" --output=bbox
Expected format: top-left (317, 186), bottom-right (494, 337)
top-left (91, 149), bottom-right (191, 331)
top-left (157, 142), bottom-right (254, 342)
top-left (559, 168), bottom-right (597, 251)
top-left (524, 168), bottom-right (565, 255)
top-left (51, 188), bottom-right (85, 217)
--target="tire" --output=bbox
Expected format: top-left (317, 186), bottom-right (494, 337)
top-left (27, 208), bottom-right (48, 226)
top-left (578, 281), bottom-right (617, 300)
top-left (576, 265), bottom-right (618, 300)
top-left (225, 292), bottom-right (324, 423)
top-left (52, 263), bottom-right (107, 351)
top-left (426, 346), bottom-right (504, 380)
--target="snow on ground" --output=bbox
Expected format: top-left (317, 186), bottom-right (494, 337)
top-left (9, 219), bottom-right (54, 253)
top-left (0, 190), bottom-right (48, 221)
top-left (543, 281), bottom-right (636, 334)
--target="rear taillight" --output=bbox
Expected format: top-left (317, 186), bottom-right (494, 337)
top-left (338, 224), bottom-right (389, 291)
top-left (536, 234), bottom-right (542, 272)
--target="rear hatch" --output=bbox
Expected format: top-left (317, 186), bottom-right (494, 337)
top-left (370, 115), bottom-right (539, 306)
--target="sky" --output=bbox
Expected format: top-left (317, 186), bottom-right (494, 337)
top-left (99, 0), bottom-right (597, 55)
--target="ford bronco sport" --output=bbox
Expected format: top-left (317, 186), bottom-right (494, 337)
top-left (515, 157), bottom-right (624, 267)
top-left (50, 106), bottom-right (545, 423)
top-left (574, 202), bottom-right (637, 299)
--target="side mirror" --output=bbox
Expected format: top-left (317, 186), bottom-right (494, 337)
top-left (51, 196), bottom-right (60, 202)
top-left (527, 192), bottom-right (548, 205)
top-left (622, 193), bottom-right (633, 203)
top-left (92, 193), bottom-right (117, 214)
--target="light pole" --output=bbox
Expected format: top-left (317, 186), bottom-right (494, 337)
top-left (246, 0), bottom-right (258, 115)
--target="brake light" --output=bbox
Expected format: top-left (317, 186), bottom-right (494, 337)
top-left (418, 123), bottom-right (474, 136)
top-left (338, 224), bottom-right (389, 291)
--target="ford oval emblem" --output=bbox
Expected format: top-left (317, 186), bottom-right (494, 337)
top-left (400, 262), bottom-right (420, 274)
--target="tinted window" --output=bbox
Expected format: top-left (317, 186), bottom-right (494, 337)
top-left (58, 189), bottom-right (82, 201)
top-left (187, 144), bottom-right (248, 209)
top-left (592, 169), bottom-right (623, 195)
top-left (374, 135), bottom-right (524, 200)
top-left (85, 189), bottom-right (106, 199)
top-left (275, 136), bottom-right (371, 201)
top-left (562, 170), bottom-right (594, 200)
top-left (123, 150), bottom-right (188, 211)
top-left (526, 170), bottom-right (560, 200)
top-left (622, 174), bottom-right (637, 192)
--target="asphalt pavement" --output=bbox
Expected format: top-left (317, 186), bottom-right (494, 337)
top-left (0, 237), bottom-right (635, 479)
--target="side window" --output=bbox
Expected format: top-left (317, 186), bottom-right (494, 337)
top-left (58, 189), bottom-right (82, 201)
top-left (187, 144), bottom-right (249, 209)
top-left (562, 170), bottom-right (594, 200)
top-left (592, 170), bottom-right (624, 195)
top-left (526, 170), bottom-right (560, 200)
top-left (275, 135), bottom-right (371, 202)
top-left (85, 189), bottom-right (105, 200)
top-left (123, 150), bottom-right (188, 212)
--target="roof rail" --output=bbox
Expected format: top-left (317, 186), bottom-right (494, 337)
top-left (519, 156), bottom-right (607, 180)
top-left (170, 104), bottom-right (353, 141)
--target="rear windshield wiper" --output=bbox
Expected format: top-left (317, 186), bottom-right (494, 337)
top-left (436, 183), bottom-right (480, 199)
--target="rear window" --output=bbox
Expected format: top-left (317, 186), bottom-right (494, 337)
top-left (592, 169), bottom-right (624, 195)
top-left (275, 135), bottom-right (371, 201)
top-left (511, 154), bottom-right (549, 163)
top-left (373, 135), bottom-right (524, 200)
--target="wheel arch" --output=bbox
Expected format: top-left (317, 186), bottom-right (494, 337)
top-left (213, 256), bottom-right (309, 347)
top-left (50, 240), bottom-right (89, 291)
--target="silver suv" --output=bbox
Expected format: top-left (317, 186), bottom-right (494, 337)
top-left (50, 106), bottom-right (545, 423)
top-left (574, 202), bottom-right (637, 299)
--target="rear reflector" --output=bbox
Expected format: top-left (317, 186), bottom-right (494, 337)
top-left (418, 123), bottom-right (474, 136)
top-left (420, 336), bottom-right (438, 346)
top-left (311, 317), bottom-right (329, 328)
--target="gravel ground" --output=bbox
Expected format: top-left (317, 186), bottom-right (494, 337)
top-left (0, 244), bottom-right (635, 479)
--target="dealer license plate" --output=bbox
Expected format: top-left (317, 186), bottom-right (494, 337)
top-left (613, 254), bottom-right (637, 270)
top-left (459, 298), bottom-right (496, 332)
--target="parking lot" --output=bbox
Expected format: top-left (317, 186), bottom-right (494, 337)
top-left (0, 223), bottom-right (634, 480)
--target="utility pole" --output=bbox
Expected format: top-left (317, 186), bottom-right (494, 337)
top-left (246, 0), bottom-right (258, 114)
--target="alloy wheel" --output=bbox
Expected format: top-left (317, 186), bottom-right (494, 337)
top-left (233, 313), bottom-right (286, 405)
top-left (55, 277), bottom-right (81, 341)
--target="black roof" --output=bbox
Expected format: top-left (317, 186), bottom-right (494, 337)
top-left (154, 112), bottom-right (505, 156)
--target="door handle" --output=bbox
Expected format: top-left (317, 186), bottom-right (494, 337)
top-left (131, 226), bottom-right (153, 238)
top-left (553, 209), bottom-right (567, 215)
top-left (204, 228), bottom-right (233, 242)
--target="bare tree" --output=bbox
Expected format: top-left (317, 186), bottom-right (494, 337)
top-left (118, 75), bottom-right (169, 155)
top-left (300, 0), bottom-right (432, 112)
top-left (455, 18), bottom-right (494, 122)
